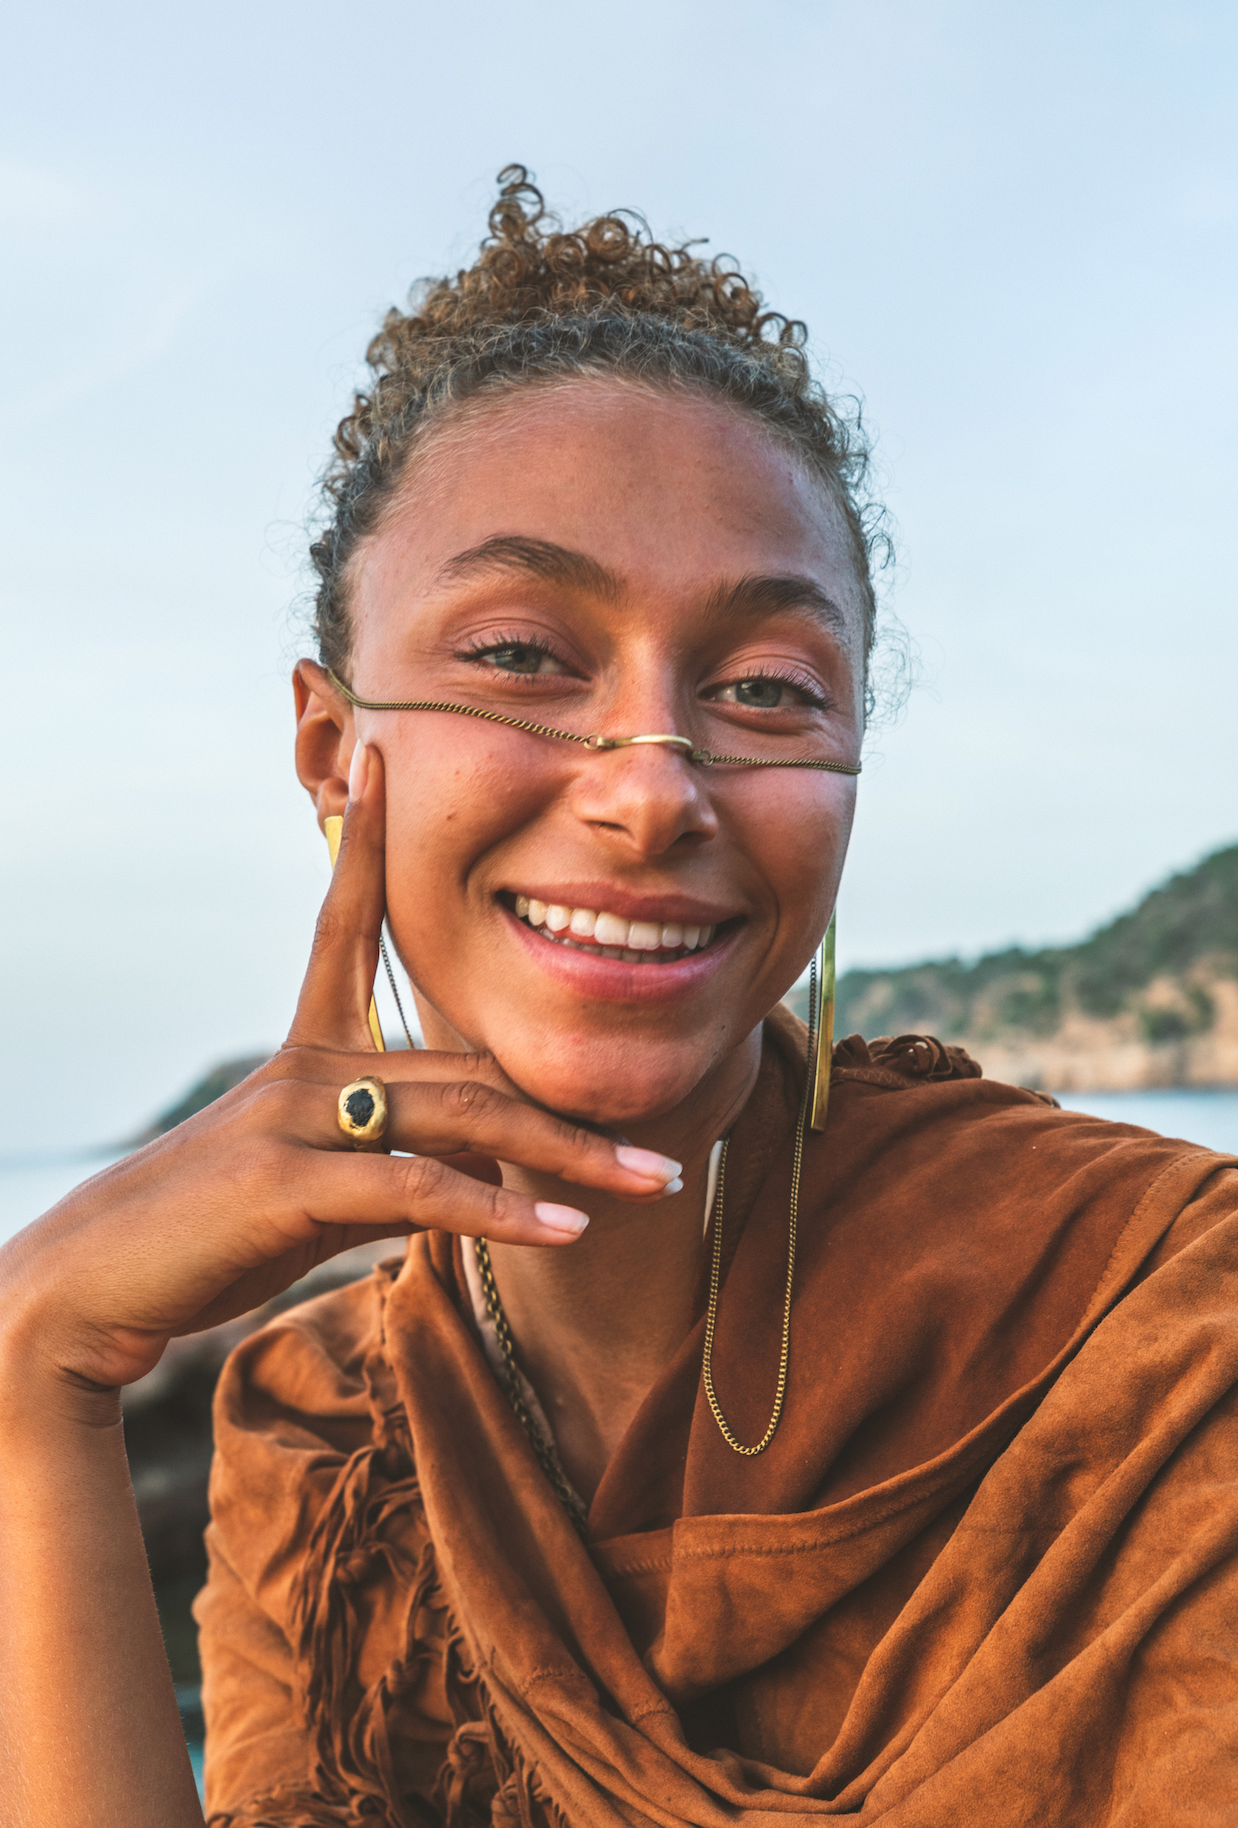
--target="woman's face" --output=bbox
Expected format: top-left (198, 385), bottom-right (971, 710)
top-left (332, 381), bottom-right (864, 1127)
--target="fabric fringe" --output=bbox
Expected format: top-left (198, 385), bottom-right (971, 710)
top-left (281, 1296), bottom-right (578, 1825)
top-left (207, 1792), bottom-right (352, 1827)
top-left (286, 1341), bottom-right (566, 1825)
top-left (290, 1406), bottom-right (425, 1824)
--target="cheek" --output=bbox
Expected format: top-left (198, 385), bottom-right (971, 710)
top-left (379, 739), bottom-right (548, 917)
top-left (736, 781), bottom-right (854, 929)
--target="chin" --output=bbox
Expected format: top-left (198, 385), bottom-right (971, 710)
top-left (495, 1042), bottom-right (719, 1131)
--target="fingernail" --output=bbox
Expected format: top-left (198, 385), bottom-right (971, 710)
top-left (348, 741), bottom-right (369, 803)
top-left (662, 1177), bottom-right (684, 1195)
top-left (614, 1145), bottom-right (682, 1183)
top-left (534, 1201), bottom-right (590, 1235)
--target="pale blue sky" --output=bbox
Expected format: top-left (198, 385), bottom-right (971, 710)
top-left (3, 0), bottom-right (1236, 1159)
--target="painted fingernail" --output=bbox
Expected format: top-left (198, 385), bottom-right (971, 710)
top-left (614, 1145), bottom-right (682, 1183)
top-left (348, 741), bottom-right (369, 803)
top-left (534, 1201), bottom-right (590, 1235)
top-left (662, 1177), bottom-right (684, 1195)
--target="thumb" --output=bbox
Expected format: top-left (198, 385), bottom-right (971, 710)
top-left (287, 741), bottom-right (387, 1052)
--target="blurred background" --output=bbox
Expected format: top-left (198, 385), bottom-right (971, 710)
top-left (3, 1), bottom-right (1236, 1785)
top-left (4, 0), bottom-right (1237, 1209)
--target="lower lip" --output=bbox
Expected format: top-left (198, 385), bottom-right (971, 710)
top-left (502, 905), bottom-right (739, 1003)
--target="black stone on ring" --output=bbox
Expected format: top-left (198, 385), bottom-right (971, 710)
top-left (337, 1075), bottom-right (388, 1148)
top-left (344, 1087), bottom-right (375, 1129)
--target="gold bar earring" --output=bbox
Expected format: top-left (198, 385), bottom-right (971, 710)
top-left (323, 814), bottom-right (386, 1053)
top-left (808, 911), bottom-right (836, 1133)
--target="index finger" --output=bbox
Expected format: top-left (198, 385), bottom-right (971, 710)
top-left (287, 739), bottom-right (387, 1054)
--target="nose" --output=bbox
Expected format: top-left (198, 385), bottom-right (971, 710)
top-left (568, 738), bottom-right (720, 860)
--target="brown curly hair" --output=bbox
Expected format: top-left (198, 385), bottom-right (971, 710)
top-left (311, 167), bottom-right (885, 690)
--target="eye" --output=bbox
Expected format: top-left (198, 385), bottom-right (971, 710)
top-left (465, 641), bottom-right (572, 677)
top-left (709, 673), bottom-right (823, 710)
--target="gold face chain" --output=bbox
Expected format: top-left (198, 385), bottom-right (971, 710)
top-left (701, 951), bottom-right (818, 1455)
top-left (326, 671), bottom-right (861, 776)
top-left (472, 1237), bottom-right (589, 1535)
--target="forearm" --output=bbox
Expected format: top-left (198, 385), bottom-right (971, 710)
top-left (0, 1355), bottom-right (203, 1828)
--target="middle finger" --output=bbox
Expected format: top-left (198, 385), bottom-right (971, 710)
top-left (260, 1075), bottom-right (683, 1198)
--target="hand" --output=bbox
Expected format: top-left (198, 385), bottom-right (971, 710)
top-left (0, 742), bottom-right (681, 1398)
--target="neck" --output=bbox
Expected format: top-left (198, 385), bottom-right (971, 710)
top-left (485, 1026), bottom-right (763, 1503)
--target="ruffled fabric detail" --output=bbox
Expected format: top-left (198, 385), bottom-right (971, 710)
top-left (831, 1030), bottom-right (984, 1085)
top-left (207, 1796), bottom-right (350, 1826)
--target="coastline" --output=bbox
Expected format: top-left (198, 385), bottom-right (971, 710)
top-left (922, 974), bottom-right (1238, 1094)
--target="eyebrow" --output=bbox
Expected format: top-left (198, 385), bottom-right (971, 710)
top-left (439, 535), bottom-right (849, 635)
top-left (704, 573), bottom-right (851, 637)
top-left (439, 536), bottom-right (623, 602)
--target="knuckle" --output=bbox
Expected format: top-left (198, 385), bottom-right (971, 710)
top-left (480, 1180), bottom-right (508, 1223)
top-left (244, 1079), bottom-right (306, 1129)
top-left (459, 1050), bottom-right (515, 1092)
top-left (441, 1079), bottom-right (506, 1126)
top-left (310, 904), bottom-right (352, 954)
top-left (401, 1153), bottom-right (449, 1203)
top-left (561, 1120), bottom-right (604, 1159)
top-left (222, 1136), bottom-right (293, 1205)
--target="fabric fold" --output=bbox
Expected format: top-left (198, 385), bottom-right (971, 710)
top-left (198, 1024), bottom-right (1238, 1824)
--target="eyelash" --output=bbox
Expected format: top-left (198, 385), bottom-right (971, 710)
top-left (456, 636), bottom-right (827, 708)
top-left (456, 633), bottom-right (563, 672)
top-left (720, 665), bottom-right (828, 711)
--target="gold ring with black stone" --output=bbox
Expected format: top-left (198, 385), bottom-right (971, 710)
top-left (337, 1076), bottom-right (388, 1149)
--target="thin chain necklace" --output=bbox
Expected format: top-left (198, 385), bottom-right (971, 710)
top-left (472, 1236), bottom-right (589, 1534)
top-left (700, 951), bottom-right (817, 1455)
top-left (473, 959), bottom-right (821, 1526)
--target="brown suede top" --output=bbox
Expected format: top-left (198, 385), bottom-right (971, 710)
top-left (195, 1014), bottom-right (1238, 1824)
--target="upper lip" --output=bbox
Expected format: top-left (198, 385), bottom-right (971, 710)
top-left (500, 882), bottom-right (742, 925)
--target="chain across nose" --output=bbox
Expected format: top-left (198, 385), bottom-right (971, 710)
top-left (325, 671), bottom-right (861, 775)
top-left (584, 732), bottom-right (709, 762)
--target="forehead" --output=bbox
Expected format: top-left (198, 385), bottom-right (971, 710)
top-left (349, 379), bottom-right (866, 649)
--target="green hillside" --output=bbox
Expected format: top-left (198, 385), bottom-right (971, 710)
top-left (827, 843), bottom-right (1238, 1046)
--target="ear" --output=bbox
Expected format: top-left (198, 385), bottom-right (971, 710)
top-left (294, 659), bottom-right (355, 830)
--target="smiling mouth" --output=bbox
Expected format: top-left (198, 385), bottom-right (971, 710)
top-left (504, 893), bottom-right (723, 963)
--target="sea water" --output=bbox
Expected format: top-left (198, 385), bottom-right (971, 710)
top-left (1052, 1087), bottom-right (1238, 1154)
top-left (5, 1091), bottom-right (1237, 1248)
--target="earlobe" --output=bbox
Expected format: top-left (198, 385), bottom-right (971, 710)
top-left (293, 658), bottom-right (353, 828)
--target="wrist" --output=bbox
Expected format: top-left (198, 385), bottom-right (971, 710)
top-left (0, 1289), bottom-right (123, 1444)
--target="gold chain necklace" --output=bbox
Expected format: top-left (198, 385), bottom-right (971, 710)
top-left (700, 951), bottom-right (817, 1455)
top-left (473, 952), bottom-right (821, 1530)
top-left (472, 1236), bottom-right (589, 1534)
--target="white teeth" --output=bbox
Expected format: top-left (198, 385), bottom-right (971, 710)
top-left (512, 894), bottom-right (722, 959)
top-left (594, 910), bottom-right (630, 948)
top-left (628, 920), bottom-right (661, 951)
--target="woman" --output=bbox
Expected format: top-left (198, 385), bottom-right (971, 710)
top-left (3, 170), bottom-right (1237, 1828)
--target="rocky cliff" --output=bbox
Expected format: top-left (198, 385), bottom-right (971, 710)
top-left (816, 843), bottom-right (1238, 1092)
